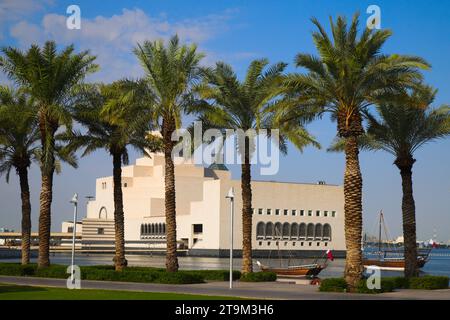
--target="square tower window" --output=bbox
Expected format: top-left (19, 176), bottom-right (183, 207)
top-left (324, 211), bottom-right (328, 217)
top-left (193, 224), bottom-right (203, 234)
top-left (267, 209), bottom-right (272, 215)
top-left (300, 210), bottom-right (305, 216)
top-left (332, 211), bottom-right (336, 217)
top-left (316, 210), bottom-right (320, 217)
top-left (291, 209), bottom-right (296, 216)
top-left (275, 209), bottom-right (280, 216)
top-left (283, 209), bottom-right (288, 216)
top-left (308, 210), bottom-right (312, 217)
top-left (258, 208), bottom-right (263, 215)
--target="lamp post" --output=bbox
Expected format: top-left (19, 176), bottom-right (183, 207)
top-left (225, 187), bottom-right (235, 289)
top-left (69, 193), bottom-right (78, 283)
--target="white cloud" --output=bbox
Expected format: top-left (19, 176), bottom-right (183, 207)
top-left (0, 0), bottom-right (53, 39)
top-left (9, 8), bottom-right (236, 82)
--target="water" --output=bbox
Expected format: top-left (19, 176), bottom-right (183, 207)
top-left (2, 249), bottom-right (450, 278)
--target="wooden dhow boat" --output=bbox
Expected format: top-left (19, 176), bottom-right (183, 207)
top-left (362, 210), bottom-right (432, 271)
top-left (256, 260), bottom-right (326, 277)
top-left (256, 227), bottom-right (334, 278)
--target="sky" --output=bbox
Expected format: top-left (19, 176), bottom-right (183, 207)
top-left (0, 0), bottom-right (449, 242)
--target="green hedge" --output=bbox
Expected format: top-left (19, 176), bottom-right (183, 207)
top-left (408, 276), bottom-right (449, 290)
top-left (0, 263), bottom-right (246, 284)
top-left (355, 278), bottom-right (396, 294)
top-left (0, 263), bottom-right (205, 284)
top-left (319, 278), bottom-right (347, 292)
top-left (240, 271), bottom-right (277, 282)
top-left (319, 275), bottom-right (449, 293)
top-left (184, 270), bottom-right (241, 281)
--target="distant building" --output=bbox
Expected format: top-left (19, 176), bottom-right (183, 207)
top-left (65, 153), bottom-right (346, 257)
top-left (394, 236), bottom-right (404, 244)
top-left (61, 221), bottom-right (83, 234)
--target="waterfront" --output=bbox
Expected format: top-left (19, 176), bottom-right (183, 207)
top-left (1, 248), bottom-right (450, 278)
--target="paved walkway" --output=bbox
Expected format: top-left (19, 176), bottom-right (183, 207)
top-left (1, 276), bottom-right (449, 300)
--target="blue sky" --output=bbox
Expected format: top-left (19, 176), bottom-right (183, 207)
top-left (0, 0), bottom-right (449, 241)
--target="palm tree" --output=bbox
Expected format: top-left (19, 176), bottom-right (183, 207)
top-left (0, 87), bottom-right (39, 265)
top-left (0, 41), bottom-right (97, 268)
top-left (283, 14), bottom-right (429, 288)
top-left (134, 35), bottom-right (204, 272)
top-left (365, 85), bottom-right (450, 277)
top-left (191, 59), bottom-right (319, 274)
top-left (65, 80), bottom-right (160, 271)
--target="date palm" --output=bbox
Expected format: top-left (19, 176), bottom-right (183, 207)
top-left (192, 59), bottom-right (319, 274)
top-left (0, 41), bottom-right (97, 268)
top-left (0, 87), bottom-right (38, 265)
top-left (65, 80), bottom-right (160, 271)
top-left (365, 85), bottom-right (450, 277)
top-left (283, 14), bottom-right (429, 288)
top-left (134, 35), bottom-right (204, 272)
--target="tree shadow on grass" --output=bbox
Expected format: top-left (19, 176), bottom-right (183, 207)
top-left (0, 284), bottom-right (47, 294)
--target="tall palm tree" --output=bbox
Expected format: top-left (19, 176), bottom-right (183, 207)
top-left (0, 87), bottom-right (38, 265)
top-left (0, 41), bottom-right (97, 268)
top-left (191, 59), bottom-right (319, 274)
top-left (365, 85), bottom-right (450, 277)
top-left (283, 14), bottom-right (429, 288)
top-left (134, 35), bottom-right (204, 272)
top-left (65, 80), bottom-right (160, 271)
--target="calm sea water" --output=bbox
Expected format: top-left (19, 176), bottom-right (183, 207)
top-left (2, 249), bottom-right (450, 278)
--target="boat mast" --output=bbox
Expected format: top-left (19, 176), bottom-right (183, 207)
top-left (378, 210), bottom-right (383, 254)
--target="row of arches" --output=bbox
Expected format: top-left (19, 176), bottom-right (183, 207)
top-left (256, 222), bottom-right (331, 240)
top-left (141, 223), bottom-right (166, 236)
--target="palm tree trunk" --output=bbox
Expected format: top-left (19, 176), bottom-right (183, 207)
top-left (38, 170), bottom-right (53, 268)
top-left (241, 137), bottom-right (253, 274)
top-left (163, 118), bottom-right (178, 272)
top-left (343, 135), bottom-right (363, 289)
top-left (112, 152), bottom-right (127, 271)
top-left (18, 166), bottom-right (31, 265)
top-left (38, 116), bottom-right (56, 268)
top-left (396, 157), bottom-right (418, 278)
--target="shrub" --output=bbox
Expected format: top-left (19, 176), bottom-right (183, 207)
top-left (184, 270), bottom-right (241, 281)
top-left (240, 272), bottom-right (276, 282)
top-left (155, 272), bottom-right (204, 284)
top-left (35, 265), bottom-right (67, 278)
top-left (0, 263), bottom-right (205, 284)
top-left (355, 278), bottom-right (396, 294)
top-left (408, 276), bottom-right (449, 290)
top-left (319, 278), bottom-right (347, 292)
top-left (388, 276), bottom-right (410, 289)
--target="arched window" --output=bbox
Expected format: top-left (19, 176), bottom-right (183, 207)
top-left (151, 224), bottom-right (155, 235)
top-left (282, 223), bottom-right (290, 239)
top-left (141, 224), bottom-right (144, 235)
top-left (323, 224), bottom-right (332, 240)
top-left (99, 207), bottom-right (107, 219)
top-left (274, 222), bottom-right (282, 238)
top-left (256, 222), bottom-right (265, 238)
top-left (315, 224), bottom-right (323, 239)
top-left (265, 222), bottom-right (274, 239)
top-left (291, 223), bottom-right (299, 238)
top-left (162, 223), bottom-right (166, 234)
top-left (307, 223), bottom-right (315, 239)
top-left (159, 223), bottom-right (163, 235)
top-left (299, 223), bottom-right (306, 239)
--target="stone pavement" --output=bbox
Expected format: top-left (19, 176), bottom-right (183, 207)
top-left (0, 276), bottom-right (449, 300)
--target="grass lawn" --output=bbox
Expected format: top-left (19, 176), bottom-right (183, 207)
top-left (0, 283), bottom-right (242, 300)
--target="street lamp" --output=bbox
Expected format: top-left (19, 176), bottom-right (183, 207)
top-left (225, 187), bottom-right (235, 289)
top-left (69, 193), bottom-right (78, 283)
